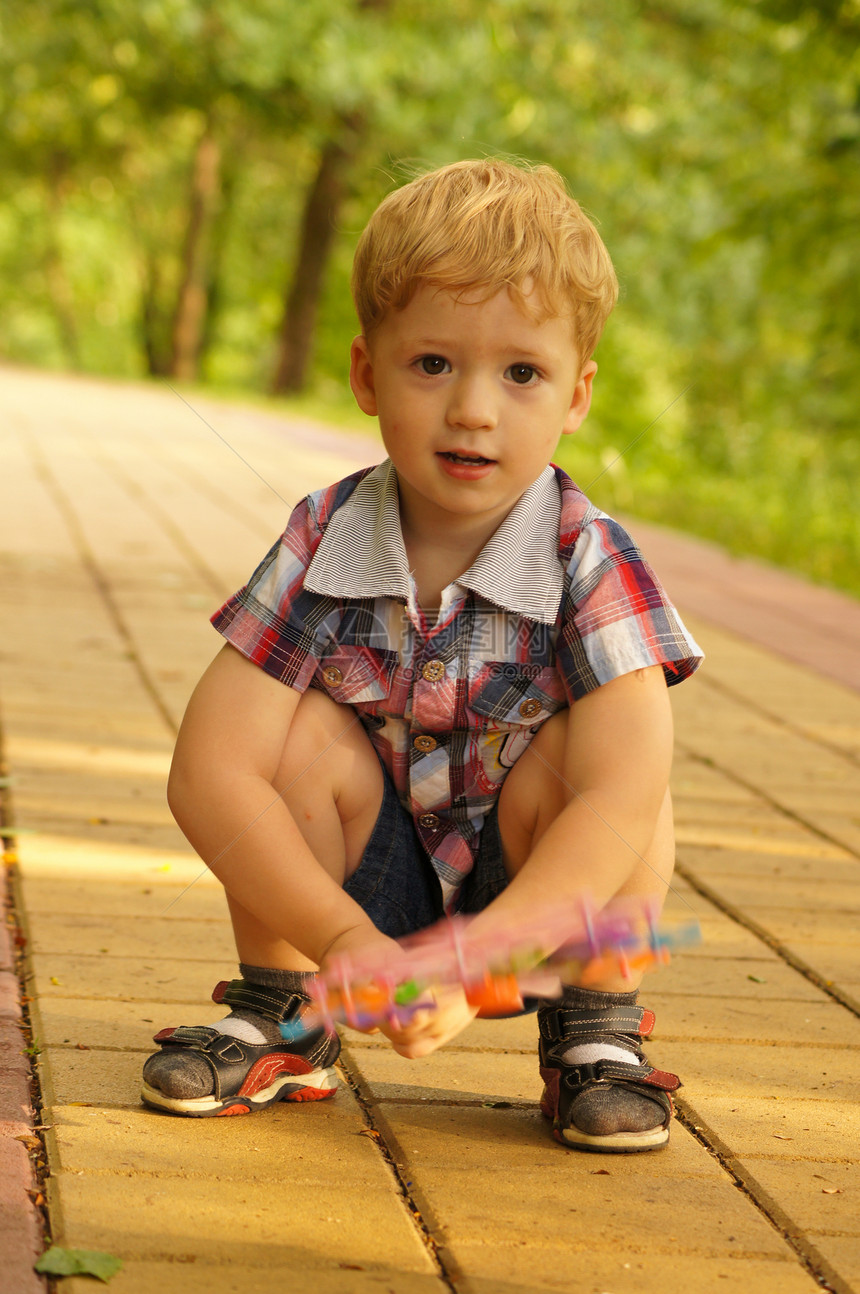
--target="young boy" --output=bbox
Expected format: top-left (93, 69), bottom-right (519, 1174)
top-left (142, 159), bottom-right (702, 1152)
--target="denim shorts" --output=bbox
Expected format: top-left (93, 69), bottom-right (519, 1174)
top-left (343, 762), bottom-right (509, 939)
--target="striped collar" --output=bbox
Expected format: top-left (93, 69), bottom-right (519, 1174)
top-left (304, 459), bottom-right (565, 625)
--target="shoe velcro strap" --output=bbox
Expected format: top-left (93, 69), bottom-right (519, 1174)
top-left (538, 1005), bottom-right (648, 1043)
top-left (161, 1024), bottom-right (288, 1066)
top-left (642, 1067), bottom-right (682, 1093)
top-left (213, 979), bottom-right (308, 1022)
top-left (157, 1025), bottom-right (221, 1049)
top-left (562, 1057), bottom-right (680, 1093)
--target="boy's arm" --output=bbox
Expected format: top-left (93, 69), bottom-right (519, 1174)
top-left (167, 643), bottom-right (383, 967)
top-left (387, 665), bottom-right (674, 1058)
top-left (474, 663), bottom-right (674, 927)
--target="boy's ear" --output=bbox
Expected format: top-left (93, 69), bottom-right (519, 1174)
top-left (349, 336), bottom-right (378, 416)
top-left (561, 360), bottom-right (597, 436)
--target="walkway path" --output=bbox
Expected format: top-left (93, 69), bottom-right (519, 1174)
top-left (1, 366), bottom-right (858, 1294)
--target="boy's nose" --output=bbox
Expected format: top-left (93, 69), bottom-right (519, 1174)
top-left (446, 375), bottom-right (498, 431)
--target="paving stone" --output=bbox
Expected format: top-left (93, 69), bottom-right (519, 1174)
top-left (0, 969), bottom-right (24, 1022)
top-left (679, 1093), bottom-right (860, 1162)
top-left (27, 953), bottom-right (229, 1006)
top-left (37, 1046), bottom-right (154, 1112)
top-left (345, 1041), bottom-right (543, 1105)
top-left (0, 1139), bottom-right (45, 1294)
top-left (21, 876), bottom-right (227, 920)
top-left (737, 1159), bottom-right (860, 1236)
top-left (27, 913), bottom-right (236, 961)
top-left (652, 1040), bottom-right (859, 1104)
top-left (449, 1247), bottom-right (822, 1294)
top-left (15, 833), bottom-right (200, 881)
top-left (661, 915), bottom-right (782, 961)
top-left (803, 1235), bottom-right (860, 1294)
top-left (60, 1265), bottom-right (444, 1294)
top-left (0, 1019), bottom-right (35, 1121)
top-left (650, 954), bottom-right (825, 1001)
top-left (47, 1170), bottom-right (433, 1273)
top-left (30, 996), bottom-right (221, 1052)
top-left (755, 910), bottom-right (860, 946)
top-left (372, 1097), bottom-right (720, 1178)
top-left (678, 844), bottom-right (860, 881)
top-left (373, 1103), bottom-right (796, 1261)
top-left (45, 1092), bottom-right (391, 1184)
top-left (642, 993), bottom-right (860, 1046)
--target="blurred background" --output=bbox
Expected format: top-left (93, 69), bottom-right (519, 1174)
top-left (1, 0), bottom-right (857, 592)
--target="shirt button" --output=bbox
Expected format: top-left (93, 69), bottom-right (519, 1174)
top-left (518, 698), bottom-right (542, 719)
top-left (421, 659), bottom-right (445, 682)
top-left (417, 812), bottom-right (440, 829)
top-left (413, 734), bottom-right (437, 753)
top-left (322, 665), bottom-right (343, 687)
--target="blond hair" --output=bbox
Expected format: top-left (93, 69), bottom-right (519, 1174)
top-left (351, 158), bottom-right (619, 366)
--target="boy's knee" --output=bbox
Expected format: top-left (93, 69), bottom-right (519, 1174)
top-left (497, 709), bottom-right (571, 870)
top-left (282, 687), bottom-right (364, 760)
top-left (276, 686), bottom-right (382, 800)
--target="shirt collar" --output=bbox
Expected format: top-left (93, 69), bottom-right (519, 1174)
top-left (304, 459), bottom-right (564, 625)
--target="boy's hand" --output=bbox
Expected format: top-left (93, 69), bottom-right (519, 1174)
top-left (318, 923), bottom-right (401, 977)
top-left (377, 983), bottom-right (479, 1059)
top-left (318, 924), bottom-right (478, 1057)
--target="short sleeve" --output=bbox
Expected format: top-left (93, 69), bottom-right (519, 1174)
top-left (556, 514), bottom-right (703, 702)
top-left (211, 494), bottom-right (341, 691)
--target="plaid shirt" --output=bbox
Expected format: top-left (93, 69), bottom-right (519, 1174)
top-left (213, 460), bottom-right (702, 905)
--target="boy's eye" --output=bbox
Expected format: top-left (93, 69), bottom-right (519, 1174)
top-left (507, 364), bottom-right (538, 385)
top-left (418, 355), bottom-right (449, 375)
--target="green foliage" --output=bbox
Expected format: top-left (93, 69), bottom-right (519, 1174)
top-left (0, 0), bottom-right (856, 591)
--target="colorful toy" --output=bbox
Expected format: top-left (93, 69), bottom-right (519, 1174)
top-left (280, 896), bottom-right (700, 1042)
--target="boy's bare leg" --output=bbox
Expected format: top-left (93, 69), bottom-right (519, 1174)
top-left (498, 710), bottom-right (679, 1150)
top-left (497, 707), bottom-right (676, 992)
top-left (225, 687), bottom-right (385, 972)
top-left (143, 689), bottom-right (384, 1109)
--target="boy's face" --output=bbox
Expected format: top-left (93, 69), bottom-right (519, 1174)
top-left (350, 284), bottom-right (595, 545)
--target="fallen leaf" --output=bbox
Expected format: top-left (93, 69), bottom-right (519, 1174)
top-left (822, 1187), bottom-right (841, 1195)
top-left (35, 1247), bottom-right (123, 1282)
top-left (13, 1135), bottom-right (41, 1152)
top-left (356, 1128), bottom-right (380, 1139)
top-left (772, 1133), bottom-right (793, 1140)
top-left (747, 975), bottom-right (766, 983)
top-left (591, 1168), bottom-right (611, 1175)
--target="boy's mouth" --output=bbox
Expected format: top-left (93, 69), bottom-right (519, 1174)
top-left (439, 451), bottom-right (495, 466)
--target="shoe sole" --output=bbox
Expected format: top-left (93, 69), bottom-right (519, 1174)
top-left (141, 1065), bottom-right (339, 1117)
top-left (554, 1124), bottom-right (670, 1153)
